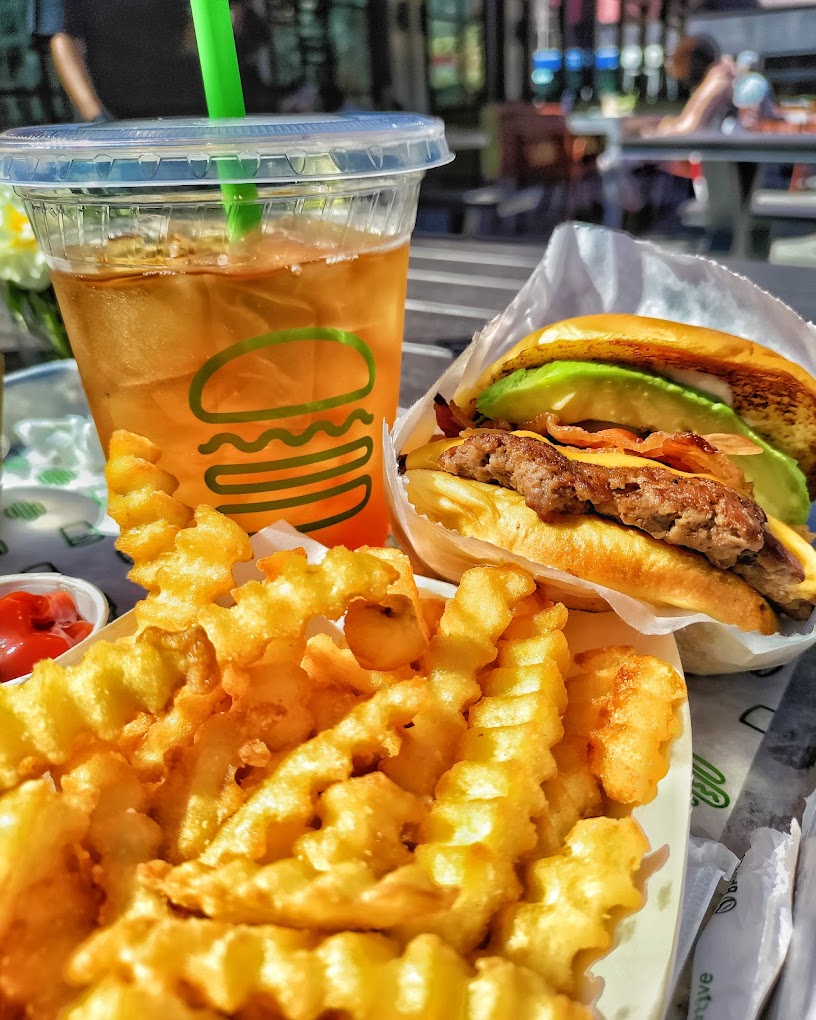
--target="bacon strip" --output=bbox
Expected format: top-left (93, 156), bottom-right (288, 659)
top-left (430, 397), bottom-right (762, 494)
top-left (524, 413), bottom-right (761, 494)
top-left (694, 433), bottom-right (764, 456)
top-left (433, 394), bottom-right (475, 438)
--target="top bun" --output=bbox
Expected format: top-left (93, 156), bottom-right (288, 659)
top-left (462, 314), bottom-right (816, 498)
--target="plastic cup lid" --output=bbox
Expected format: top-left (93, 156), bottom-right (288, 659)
top-left (0, 113), bottom-right (452, 188)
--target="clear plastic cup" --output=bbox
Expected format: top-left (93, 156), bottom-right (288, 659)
top-left (0, 115), bottom-right (451, 547)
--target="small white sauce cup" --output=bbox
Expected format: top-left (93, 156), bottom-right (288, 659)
top-left (0, 573), bottom-right (109, 686)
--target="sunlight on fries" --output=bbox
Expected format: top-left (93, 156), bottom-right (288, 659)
top-left (345, 547), bottom-right (430, 670)
top-left (0, 430), bottom-right (687, 1019)
top-left (569, 647), bottom-right (687, 805)
top-left (135, 504), bottom-right (252, 633)
top-left (492, 816), bottom-right (648, 996)
top-left (105, 431), bottom-right (193, 591)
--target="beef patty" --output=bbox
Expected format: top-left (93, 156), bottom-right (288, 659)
top-left (438, 433), bottom-right (812, 619)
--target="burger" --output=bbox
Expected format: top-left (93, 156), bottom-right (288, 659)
top-left (401, 314), bottom-right (816, 634)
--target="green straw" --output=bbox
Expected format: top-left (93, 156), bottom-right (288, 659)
top-left (190, 0), bottom-right (263, 239)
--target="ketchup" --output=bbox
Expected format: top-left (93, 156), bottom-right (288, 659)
top-left (0, 590), bottom-right (93, 683)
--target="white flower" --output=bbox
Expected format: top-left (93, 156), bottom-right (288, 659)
top-left (0, 185), bottom-right (50, 291)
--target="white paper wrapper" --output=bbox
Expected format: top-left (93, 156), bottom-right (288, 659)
top-left (387, 222), bottom-right (816, 674)
top-left (671, 836), bottom-right (739, 994)
top-left (248, 521), bottom-right (330, 567)
top-left (686, 821), bottom-right (800, 1020)
top-left (766, 788), bottom-right (816, 1020)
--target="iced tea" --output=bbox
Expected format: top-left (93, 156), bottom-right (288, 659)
top-left (51, 237), bottom-right (410, 547)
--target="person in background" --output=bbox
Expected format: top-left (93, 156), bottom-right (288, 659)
top-left (44, 2), bottom-right (106, 121)
top-left (47, 0), bottom-right (259, 121)
top-left (598, 36), bottom-right (734, 222)
top-left (616, 36), bottom-right (736, 140)
top-left (651, 36), bottom-right (736, 135)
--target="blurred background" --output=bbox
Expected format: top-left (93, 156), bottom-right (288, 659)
top-left (2, 0), bottom-right (816, 265)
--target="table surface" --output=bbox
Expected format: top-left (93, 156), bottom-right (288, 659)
top-left (617, 127), bottom-right (816, 163)
top-left (566, 112), bottom-right (629, 139)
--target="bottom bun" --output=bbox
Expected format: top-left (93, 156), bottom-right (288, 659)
top-left (406, 469), bottom-right (778, 636)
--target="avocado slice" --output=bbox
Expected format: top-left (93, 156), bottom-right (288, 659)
top-left (477, 360), bottom-right (810, 525)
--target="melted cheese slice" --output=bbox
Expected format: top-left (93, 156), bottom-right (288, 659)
top-left (405, 431), bottom-right (710, 474)
top-left (405, 431), bottom-right (816, 598)
top-left (767, 520), bottom-right (816, 598)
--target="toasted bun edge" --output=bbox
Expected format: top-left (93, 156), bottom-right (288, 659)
top-left (458, 313), bottom-right (816, 496)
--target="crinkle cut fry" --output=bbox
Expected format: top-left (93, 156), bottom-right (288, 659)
top-left (151, 711), bottom-right (252, 866)
top-left (586, 650), bottom-right (687, 805)
top-left (135, 504), bottom-right (253, 633)
top-left (535, 741), bottom-right (604, 858)
top-left (492, 816), bottom-right (649, 997)
top-left (127, 626), bottom-right (225, 780)
top-left (108, 433), bottom-right (253, 634)
top-left (0, 779), bottom-right (98, 1017)
top-left (392, 602), bottom-right (571, 952)
top-left (105, 430), bottom-right (193, 591)
top-left (62, 978), bottom-right (221, 1020)
top-left (382, 565), bottom-right (537, 797)
top-left (425, 566), bottom-right (538, 712)
top-left (67, 913), bottom-right (592, 1020)
top-left (0, 857), bottom-right (99, 1018)
top-left (198, 677), bottom-right (427, 866)
top-left (0, 778), bottom-right (88, 935)
top-left (344, 546), bottom-right (431, 670)
top-left (61, 752), bottom-right (162, 924)
top-left (197, 546), bottom-right (398, 666)
top-left (153, 648), bottom-right (321, 866)
top-left (302, 633), bottom-right (414, 694)
top-left (0, 627), bottom-right (218, 792)
top-left (154, 773), bottom-right (452, 929)
top-left (150, 855), bottom-right (452, 930)
top-left (531, 646), bottom-right (635, 856)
